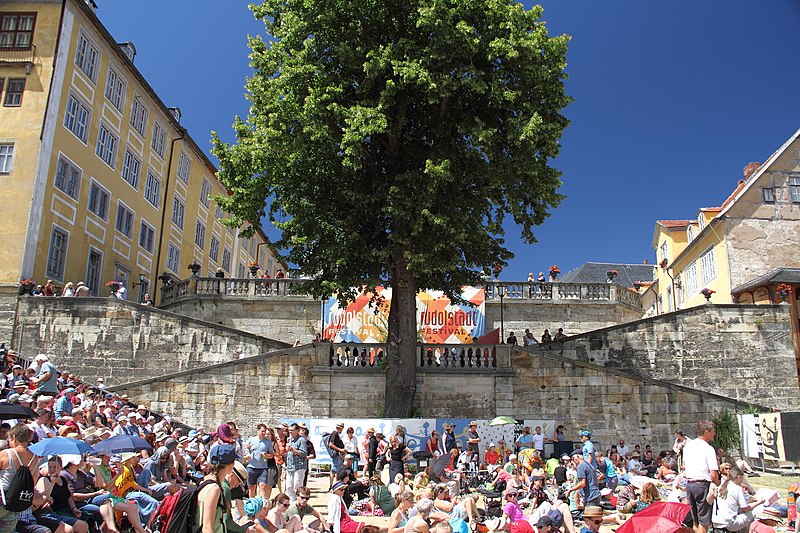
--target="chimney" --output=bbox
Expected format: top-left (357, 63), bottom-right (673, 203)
top-left (643, 259), bottom-right (649, 265)
top-left (117, 42), bottom-right (136, 63)
top-left (84, 0), bottom-right (98, 10)
top-left (743, 162), bottom-right (760, 180)
top-left (167, 107), bottom-right (182, 123)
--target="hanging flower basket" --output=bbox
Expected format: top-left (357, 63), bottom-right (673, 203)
top-left (776, 283), bottom-right (791, 302)
top-left (549, 265), bottom-right (560, 281)
top-left (700, 287), bottom-right (715, 302)
top-left (187, 262), bottom-right (201, 276)
top-left (606, 269), bottom-right (619, 282)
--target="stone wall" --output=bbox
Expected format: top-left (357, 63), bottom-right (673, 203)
top-left (0, 287), bottom-right (18, 346)
top-left (529, 304), bottom-right (798, 409)
top-left (160, 297), bottom-right (322, 343)
top-left (13, 297), bottom-right (288, 386)
top-left (161, 295), bottom-right (644, 344)
top-left (115, 343), bottom-right (743, 451)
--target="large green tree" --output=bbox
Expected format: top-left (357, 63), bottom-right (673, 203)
top-left (212, 0), bottom-right (570, 417)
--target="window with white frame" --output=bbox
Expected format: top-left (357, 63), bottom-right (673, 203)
top-left (790, 177), bottom-right (800, 204)
top-left (762, 187), bottom-right (775, 204)
top-left (54, 155), bottom-right (81, 199)
top-left (194, 221), bottom-right (206, 249)
top-left (200, 178), bottom-right (212, 207)
top-left (686, 225), bottom-right (694, 243)
top-left (171, 195), bottom-right (185, 229)
top-left (700, 248), bottom-right (716, 285)
top-left (130, 94), bottom-right (148, 136)
top-left (104, 67), bottom-right (126, 110)
top-left (46, 226), bottom-right (68, 281)
top-left (684, 261), bottom-right (698, 297)
top-left (139, 219), bottom-right (155, 253)
top-left (115, 202), bottom-right (134, 238)
top-left (166, 242), bottom-right (180, 273)
top-left (176, 150), bottom-right (191, 183)
top-left (697, 213), bottom-right (706, 231)
top-left (96, 124), bottom-right (118, 168)
top-left (659, 241), bottom-right (668, 263)
top-left (209, 235), bottom-right (220, 262)
top-left (144, 171), bottom-right (160, 207)
top-left (87, 180), bottom-right (110, 220)
top-left (221, 248), bottom-right (231, 273)
top-left (74, 31), bottom-right (99, 82)
top-left (151, 121), bottom-right (166, 158)
top-left (64, 93), bottom-right (90, 142)
top-left (237, 262), bottom-right (245, 278)
top-left (0, 143), bottom-right (14, 174)
top-left (121, 150), bottom-right (140, 189)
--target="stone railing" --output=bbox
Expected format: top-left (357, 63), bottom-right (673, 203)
top-left (161, 277), bottom-right (308, 304)
top-left (485, 281), bottom-right (641, 308)
top-left (160, 277), bottom-right (641, 309)
top-left (318, 343), bottom-right (510, 371)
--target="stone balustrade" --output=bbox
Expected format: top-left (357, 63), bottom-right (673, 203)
top-left (160, 277), bottom-right (642, 309)
top-left (318, 342), bottom-right (510, 371)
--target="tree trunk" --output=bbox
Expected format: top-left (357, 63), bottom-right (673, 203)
top-left (384, 257), bottom-right (417, 417)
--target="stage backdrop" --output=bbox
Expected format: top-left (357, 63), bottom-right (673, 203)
top-left (280, 418), bottom-right (554, 464)
top-left (738, 412), bottom-right (800, 462)
top-left (323, 287), bottom-right (485, 344)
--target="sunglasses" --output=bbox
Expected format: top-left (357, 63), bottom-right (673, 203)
top-left (585, 518), bottom-right (601, 524)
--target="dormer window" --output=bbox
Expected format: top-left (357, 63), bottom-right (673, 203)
top-left (697, 213), bottom-right (705, 231)
top-left (686, 224), bottom-right (694, 243)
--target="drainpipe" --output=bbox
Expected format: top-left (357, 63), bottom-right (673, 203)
top-left (153, 130), bottom-right (185, 304)
top-left (663, 267), bottom-right (678, 312)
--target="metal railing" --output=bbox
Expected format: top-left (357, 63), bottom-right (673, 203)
top-left (0, 44), bottom-right (36, 71)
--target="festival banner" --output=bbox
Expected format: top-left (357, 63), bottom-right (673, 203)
top-left (323, 286), bottom-right (485, 344)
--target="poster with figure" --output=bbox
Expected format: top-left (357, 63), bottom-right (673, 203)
top-left (758, 413), bottom-right (785, 461)
top-left (323, 287), bottom-right (485, 343)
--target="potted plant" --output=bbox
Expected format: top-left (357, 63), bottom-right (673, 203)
top-left (700, 287), bottom-right (715, 302)
top-left (776, 283), bottom-right (792, 302)
top-left (549, 265), bottom-right (560, 281)
top-left (606, 269), bottom-right (619, 282)
top-left (248, 261), bottom-right (260, 276)
top-left (187, 261), bottom-right (201, 276)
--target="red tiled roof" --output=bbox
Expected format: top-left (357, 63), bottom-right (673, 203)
top-left (656, 220), bottom-right (692, 229)
top-left (720, 179), bottom-right (748, 210)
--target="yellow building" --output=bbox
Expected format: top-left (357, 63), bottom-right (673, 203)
top-left (0, 0), bottom-right (282, 301)
top-left (649, 127), bottom-right (800, 312)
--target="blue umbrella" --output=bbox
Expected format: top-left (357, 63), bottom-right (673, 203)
top-left (92, 434), bottom-right (153, 454)
top-left (29, 437), bottom-right (95, 457)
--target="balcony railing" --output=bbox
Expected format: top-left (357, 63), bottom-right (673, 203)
top-left (0, 44), bottom-right (36, 73)
top-left (317, 343), bottom-right (511, 371)
top-left (484, 281), bottom-right (641, 308)
top-left (159, 277), bottom-right (642, 309)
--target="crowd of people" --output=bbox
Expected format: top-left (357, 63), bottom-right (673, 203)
top-left (0, 352), bottom-right (797, 533)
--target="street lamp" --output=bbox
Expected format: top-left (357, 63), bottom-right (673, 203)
top-left (497, 284), bottom-right (505, 343)
top-left (132, 273), bottom-right (146, 288)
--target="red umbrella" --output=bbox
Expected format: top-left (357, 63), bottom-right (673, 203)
top-left (616, 502), bottom-right (692, 533)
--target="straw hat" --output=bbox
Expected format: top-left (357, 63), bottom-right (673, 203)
top-left (582, 506), bottom-right (604, 519)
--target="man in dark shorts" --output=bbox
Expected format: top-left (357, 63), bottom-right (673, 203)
top-left (682, 420), bottom-right (719, 533)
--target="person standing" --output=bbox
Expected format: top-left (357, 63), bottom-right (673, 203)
top-left (579, 430), bottom-right (596, 469)
top-left (284, 423), bottom-right (307, 501)
top-left (566, 450), bottom-right (601, 512)
top-left (683, 420), bottom-right (720, 533)
top-left (467, 421), bottom-right (481, 458)
top-left (443, 424), bottom-right (457, 455)
top-left (29, 354), bottom-right (59, 396)
top-left (366, 428), bottom-right (379, 478)
top-left (0, 424), bottom-right (38, 529)
top-left (532, 426), bottom-right (546, 457)
top-left (245, 423), bottom-right (275, 499)
top-left (327, 423), bottom-right (346, 486)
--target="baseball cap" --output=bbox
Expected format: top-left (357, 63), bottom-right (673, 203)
top-left (209, 444), bottom-right (237, 465)
top-left (534, 516), bottom-right (555, 527)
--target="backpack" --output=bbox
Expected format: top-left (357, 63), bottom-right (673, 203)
top-left (1, 449), bottom-right (35, 512)
top-left (321, 431), bottom-right (337, 459)
top-left (152, 480), bottom-right (221, 533)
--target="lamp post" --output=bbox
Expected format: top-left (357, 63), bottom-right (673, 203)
top-left (497, 283), bottom-right (505, 343)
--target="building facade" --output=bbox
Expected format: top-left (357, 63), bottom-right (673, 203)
top-left (0, 0), bottom-right (281, 301)
top-left (647, 128), bottom-right (800, 313)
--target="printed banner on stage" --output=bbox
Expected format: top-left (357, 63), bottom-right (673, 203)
top-left (759, 413), bottom-right (785, 461)
top-left (323, 286), bottom-right (485, 343)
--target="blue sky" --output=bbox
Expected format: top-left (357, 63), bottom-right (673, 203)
top-left (99, 1), bottom-right (800, 280)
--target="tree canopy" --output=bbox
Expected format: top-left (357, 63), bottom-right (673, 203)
top-left (212, 0), bottom-right (571, 416)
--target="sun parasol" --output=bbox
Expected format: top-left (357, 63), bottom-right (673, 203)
top-left (616, 501), bottom-right (692, 533)
top-left (488, 416), bottom-right (518, 426)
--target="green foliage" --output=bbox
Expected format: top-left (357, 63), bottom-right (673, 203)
top-left (212, 0), bottom-right (571, 414)
top-left (738, 404), bottom-right (765, 415)
top-left (711, 409), bottom-right (741, 453)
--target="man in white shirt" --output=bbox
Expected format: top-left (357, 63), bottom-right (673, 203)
top-left (532, 426), bottom-right (546, 455)
top-left (626, 452), bottom-right (647, 476)
top-left (617, 439), bottom-right (630, 458)
top-left (683, 420), bottom-right (720, 533)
